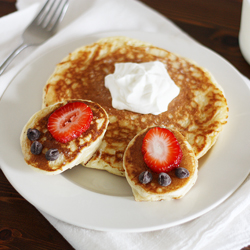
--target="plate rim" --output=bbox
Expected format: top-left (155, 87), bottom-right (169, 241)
top-left (1, 30), bottom-right (250, 232)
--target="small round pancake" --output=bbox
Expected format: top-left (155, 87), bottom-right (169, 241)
top-left (123, 127), bottom-right (198, 201)
top-left (20, 99), bottom-right (109, 175)
top-left (42, 36), bottom-right (228, 176)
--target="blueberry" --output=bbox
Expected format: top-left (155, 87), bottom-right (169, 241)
top-left (30, 141), bottom-right (43, 155)
top-left (27, 128), bottom-right (41, 141)
top-left (139, 171), bottom-right (153, 184)
top-left (45, 149), bottom-right (59, 161)
top-left (175, 167), bottom-right (190, 179)
top-left (158, 172), bottom-right (171, 186)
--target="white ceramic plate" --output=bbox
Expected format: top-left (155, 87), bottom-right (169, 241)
top-left (1, 31), bottom-right (250, 232)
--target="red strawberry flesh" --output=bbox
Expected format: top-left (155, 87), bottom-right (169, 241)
top-left (47, 102), bottom-right (93, 143)
top-left (141, 127), bottom-right (183, 173)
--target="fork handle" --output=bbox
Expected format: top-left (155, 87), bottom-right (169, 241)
top-left (0, 42), bottom-right (30, 76)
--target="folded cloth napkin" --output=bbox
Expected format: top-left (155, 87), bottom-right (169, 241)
top-left (1, 0), bottom-right (250, 249)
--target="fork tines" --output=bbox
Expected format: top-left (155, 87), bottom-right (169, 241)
top-left (34, 0), bottom-right (69, 32)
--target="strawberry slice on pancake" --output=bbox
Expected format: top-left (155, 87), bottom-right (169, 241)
top-left (47, 102), bottom-right (93, 143)
top-left (141, 127), bottom-right (183, 173)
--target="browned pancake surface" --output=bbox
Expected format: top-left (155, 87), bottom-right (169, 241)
top-left (43, 37), bottom-right (228, 175)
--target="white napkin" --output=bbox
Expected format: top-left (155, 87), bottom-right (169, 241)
top-left (1, 0), bottom-right (250, 249)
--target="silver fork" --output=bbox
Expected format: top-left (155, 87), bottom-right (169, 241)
top-left (0, 0), bottom-right (69, 76)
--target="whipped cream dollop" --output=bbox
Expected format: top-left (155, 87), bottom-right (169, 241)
top-left (105, 61), bottom-right (180, 115)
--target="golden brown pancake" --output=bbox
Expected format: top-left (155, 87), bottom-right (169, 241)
top-left (20, 99), bottom-right (109, 175)
top-left (42, 36), bottom-right (228, 176)
top-left (123, 126), bottom-right (198, 201)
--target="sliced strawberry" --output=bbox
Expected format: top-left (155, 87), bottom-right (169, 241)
top-left (141, 127), bottom-right (182, 173)
top-left (47, 102), bottom-right (93, 143)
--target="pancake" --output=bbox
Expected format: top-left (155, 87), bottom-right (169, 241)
top-left (20, 99), bottom-right (109, 175)
top-left (124, 126), bottom-right (198, 201)
top-left (42, 36), bottom-right (228, 176)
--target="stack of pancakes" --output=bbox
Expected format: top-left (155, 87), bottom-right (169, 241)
top-left (41, 36), bottom-right (228, 200)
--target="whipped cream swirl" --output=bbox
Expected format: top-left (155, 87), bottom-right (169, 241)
top-left (105, 61), bottom-right (180, 115)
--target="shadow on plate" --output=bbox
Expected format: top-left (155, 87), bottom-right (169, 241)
top-left (62, 164), bottom-right (133, 197)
